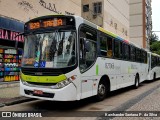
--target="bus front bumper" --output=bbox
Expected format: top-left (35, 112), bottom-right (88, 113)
top-left (20, 81), bottom-right (77, 101)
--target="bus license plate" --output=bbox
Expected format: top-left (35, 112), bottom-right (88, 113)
top-left (33, 90), bottom-right (43, 95)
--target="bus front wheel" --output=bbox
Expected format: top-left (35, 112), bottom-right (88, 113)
top-left (95, 81), bottom-right (107, 101)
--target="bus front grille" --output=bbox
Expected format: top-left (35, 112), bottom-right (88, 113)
top-left (21, 68), bottom-right (62, 76)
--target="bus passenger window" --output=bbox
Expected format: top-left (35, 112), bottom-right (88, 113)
top-left (79, 26), bottom-right (97, 72)
top-left (107, 37), bottom-right (113, 58)
top-left (142, 51), bottom-right (147, 63)
top-left (123, 44), bottom-right (129, 60)
top-left (145, 52), bottom-right (147, 63)
top-left (100, 36), bottom-right (107, 56)
top-left (136, 48), bottom-right (141, 62)
top-left (130, 46), bottom-right (136, 61)
top-left (120, 42), bottom-right (123, 59)
top-left (114, 40), bottom-right (120, 59)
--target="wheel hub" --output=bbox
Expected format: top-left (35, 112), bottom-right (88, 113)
top-left (98, 84), bottom-right (105, 95)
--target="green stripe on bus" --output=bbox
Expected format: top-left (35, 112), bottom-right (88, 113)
top-left (96, 64), bottom-right (99, 75)
top-left (128, 67), bottom-right (131, 74)
top-left (21, 73), bottom-right (67, 83)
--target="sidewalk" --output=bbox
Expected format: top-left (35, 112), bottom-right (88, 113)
top-left (0, 82), bottom-right (34, 107)
top-left (107, 82), bottom-right (160, 120)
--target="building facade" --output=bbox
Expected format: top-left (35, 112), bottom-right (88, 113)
top-left (0, 17), bottom-right (24, 82)
top-left (0, 0), bottom-right (152, 49)
top-left (82, 0), bottom-right (129, 40)
top-left (0, 0), bottom-right (81, 22)
top-left (129, 0), bottom-right (152, 50)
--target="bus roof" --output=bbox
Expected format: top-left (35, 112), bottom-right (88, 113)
top-left (151, 52), bottom-right (160, 57)
top-left (26, 15), bottom-right (145, 51)
top-left (80, 16), bottom-right (145, 50)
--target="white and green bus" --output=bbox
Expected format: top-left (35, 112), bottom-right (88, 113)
top-left (20, 15), bottom-right (148, 101)
top-left (147, 52), bottom-right (160, 80)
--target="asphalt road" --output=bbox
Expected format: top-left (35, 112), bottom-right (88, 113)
top-left (1, 79), bottom-right (160, 120)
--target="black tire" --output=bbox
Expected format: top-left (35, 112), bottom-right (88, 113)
top-left (153, 73), bottom-right (156, 80)
top-left (134, 75), bottom-right (139, 89)
top-left (95, 81), bottom-right (107, 101)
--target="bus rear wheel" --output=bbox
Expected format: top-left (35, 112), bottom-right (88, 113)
top-left (95, 81), bottom-right (107, 101)
top-left (134, 75), bottom-right (139, 89)
top-left (153, 72), bottom-right (156, 80)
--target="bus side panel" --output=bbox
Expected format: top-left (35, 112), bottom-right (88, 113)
top-left (80, 59), bottom-right (99, 99)
top-left (96, 57), bottom-right (119, 91)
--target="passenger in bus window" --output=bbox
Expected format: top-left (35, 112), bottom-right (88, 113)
top-left (107, 38), bottom-right (112, 57)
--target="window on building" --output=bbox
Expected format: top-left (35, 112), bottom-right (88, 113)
top-left (93, 2), bottom-right (102, 14)
top-left (83, 4), bottom-right (89, 12)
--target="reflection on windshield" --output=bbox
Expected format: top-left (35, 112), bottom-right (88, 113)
top-left (22, 31), bottom-right (76, 68)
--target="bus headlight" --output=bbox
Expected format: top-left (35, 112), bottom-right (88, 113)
top-left (56, 75), bottom-right (77, 89)
top-left (20, 78), bottom-right (28, 86)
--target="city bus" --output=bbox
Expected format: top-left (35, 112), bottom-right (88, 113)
top-left (20, 15), bottom-right (148, 101)
top-left (147, 52), bottom-right (160, 80)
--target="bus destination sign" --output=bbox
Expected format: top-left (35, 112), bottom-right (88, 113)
top-left (29, 18), bottom-right (65, 30)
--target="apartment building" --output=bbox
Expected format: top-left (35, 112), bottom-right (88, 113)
top-left (82, 0), bottom-right (129, 40)
top-left (130, 0), bottom-right (152, 49)
top-left (0, 0), bottom-right (81, 22)
top-left (0, 0), bottom-right (152, 48)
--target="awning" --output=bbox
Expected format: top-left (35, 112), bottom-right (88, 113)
top-left (0, 16), bottom-right (24, 32)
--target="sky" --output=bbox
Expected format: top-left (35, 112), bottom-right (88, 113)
top-left (152, 0), bottom-right (160, 39)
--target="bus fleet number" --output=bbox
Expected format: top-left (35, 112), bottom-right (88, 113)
top-left (105, 63), bottom-right (114, 69)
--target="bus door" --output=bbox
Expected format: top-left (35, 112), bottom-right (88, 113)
top-left (79, 38), bottom-right (97, 99)
top-left (79, 25), bottom-right (98, 98)
top-left (148, 53), bottom-right (151, 73)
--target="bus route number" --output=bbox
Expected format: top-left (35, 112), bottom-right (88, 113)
top-left (29, 22), bottom-right (40, 29)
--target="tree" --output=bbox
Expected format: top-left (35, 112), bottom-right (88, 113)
top-left (150, 33), bottom-right (160, 55)
top-left (150, 33), bottom-right (159, 45)
top-left (150, 41), bottom-right (160, 55)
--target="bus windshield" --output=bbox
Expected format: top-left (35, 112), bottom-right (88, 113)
top-left (22, 31), bottom-right (76, 68)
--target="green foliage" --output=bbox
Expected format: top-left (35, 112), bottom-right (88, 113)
top-left (150, 41), bottom-right (160, 55)
top-left (150, 33), bottom-right (160, 55)
top-left (150, 33), bottom-right (159, 45)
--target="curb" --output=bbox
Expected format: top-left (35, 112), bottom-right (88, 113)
top-left (0, 82), bottom-right (36, 107)
top-left (0, 81), bottom-right (19, 89)
top-left (5, 97), bottom-right (36, 106)
top-left (0, 97), bottom-right (36, 107)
